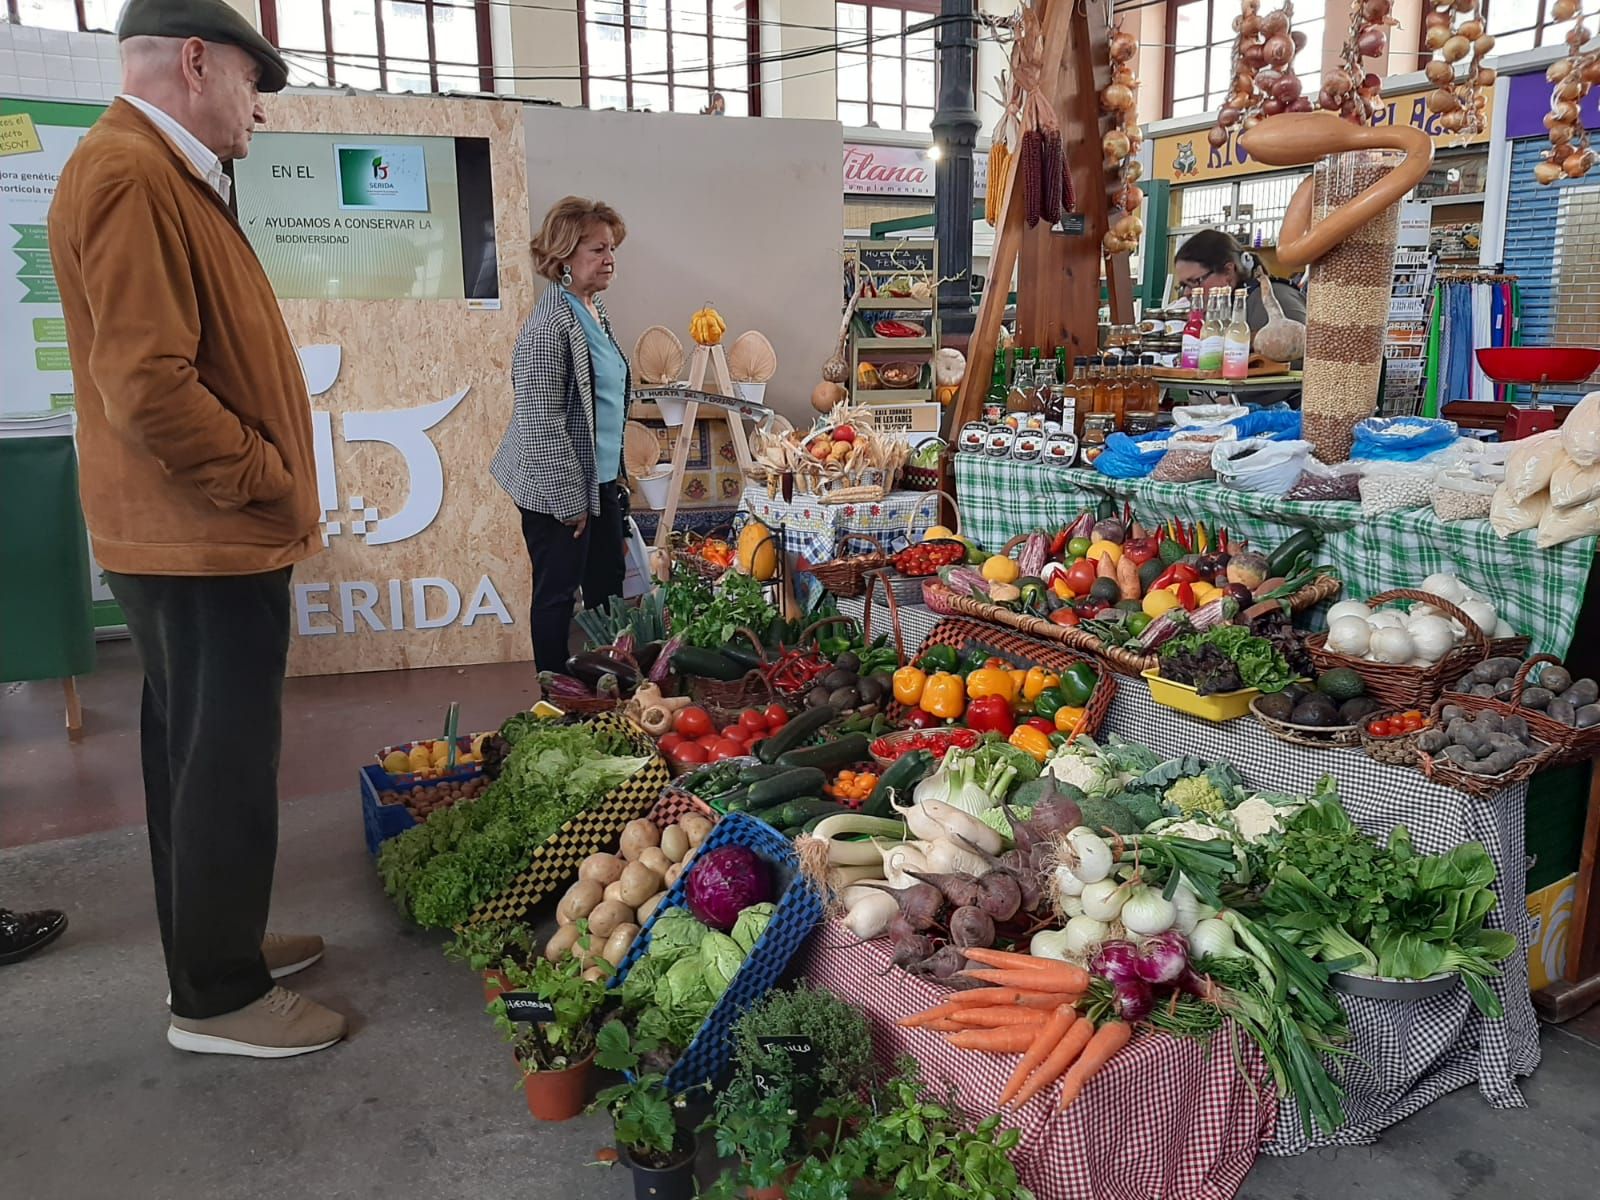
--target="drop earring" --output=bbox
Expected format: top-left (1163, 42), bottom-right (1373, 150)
top-left (561, 263), bottom-right (572, 287)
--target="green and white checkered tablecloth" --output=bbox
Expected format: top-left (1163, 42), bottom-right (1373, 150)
top-left (954, 456), bottom-right (1596, 657)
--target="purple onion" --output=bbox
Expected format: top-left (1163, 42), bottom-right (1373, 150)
top-left (1113, 979), bottom-right (1155, 1022)
top-left (1092, 940), bottom-right (1143, 986)
top-left (1175, 967), bottom-right (1212, 999)
top-left (1134, 931), bottom-right (1189, 986)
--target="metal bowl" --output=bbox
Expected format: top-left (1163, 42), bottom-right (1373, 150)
top-left (1329, 970), bottom-right (1459, 1001)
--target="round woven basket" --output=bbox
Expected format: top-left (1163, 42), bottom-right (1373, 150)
top-left (1357, 709), bottom-right (1430, 767)
top-left (810, 533), bottom-right (888, 600)
top-left (1248, 697), bottom-right (1360, 750)
top-left (1444, 654), bottom-right (1600, 770)
top-left (1417, 699), bottom-right (1554, 797)
top-left (1306, 589), bottom-right (1489, 710)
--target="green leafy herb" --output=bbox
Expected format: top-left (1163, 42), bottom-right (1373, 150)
top-left (664, 564), bottom-right (777, 649)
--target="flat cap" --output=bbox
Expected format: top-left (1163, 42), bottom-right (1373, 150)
top-left (117, 0), bottom-right (289, 93)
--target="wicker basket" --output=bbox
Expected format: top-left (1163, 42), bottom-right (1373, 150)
top-left (669, 524), bottom-right (734, 581)
top-left (1417, 699), bottom-right (1554, 797)
top-left (901, 462), bottom-right (943, 491)
top-left (1445, 654), bottom-right (1600, 769)
top-left (1306, 589), bottom-right (1489, 710)
top-left (1249, 697), bottom-right (1360, 749)
top-left (810, 533), bottom-right (888, 599)
top-left (1358, 709), bottom-right (1431, 767)
top-left (542, 648), bottom-right (641, 717)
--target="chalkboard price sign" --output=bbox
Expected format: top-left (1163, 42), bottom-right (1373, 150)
top-left (752, 1035), bottom-right (819, 1101)
top-left (499, 993), bottom-right (555, 1024)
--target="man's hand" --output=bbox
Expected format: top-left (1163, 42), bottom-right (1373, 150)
top-left (568, 514), bottom-right (589, 539)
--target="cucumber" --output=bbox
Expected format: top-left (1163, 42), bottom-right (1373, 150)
top-left (779, 825), bottom-right (807, 839)
top-left (670, 645), bottom-right (745, 681)
top-left (861, 749), bottom-right (935, 818)
top-left (774, 734), bottom-right (871, 772)
top-left (738, 762), bottom-right (791, 784)
top-left (756, 705), bottom-right (837, 763)
top-left (774, 798), bottom-right (850, 828)
top-left (716, 786), bottom-right (753, 811)
top-left (1266, 529), bottom-right (1321, 577)
top-left (747, 767), bottom-right (828, 809)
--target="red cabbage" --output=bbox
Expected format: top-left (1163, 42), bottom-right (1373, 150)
top-left (684, 846), bottom-right (773, 932)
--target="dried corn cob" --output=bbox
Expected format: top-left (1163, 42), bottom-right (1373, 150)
top-left (986, 140), bottom-right (1010, 226)
top-left (1062, 151), bottom-right (1076, 213)
top-left (1040, 129), bottom-right (1063, 226)
top-left (1021, 128), bottom-right (1043, 228)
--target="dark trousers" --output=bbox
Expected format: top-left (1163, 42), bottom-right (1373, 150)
top-left (105, 568), bottom-right (290, 1019)
top-left (520, 482), bottom-right (627, 672)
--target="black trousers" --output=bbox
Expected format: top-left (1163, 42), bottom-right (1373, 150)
top-left (105, 568), bottom-right (290, 1020)
top-left (520, 482), bottom-right (627, 672)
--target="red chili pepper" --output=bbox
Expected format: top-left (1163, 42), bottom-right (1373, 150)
top-left (1024, 716), bottom-right (1055, 735)
top-left (1049, 527), bottom-right (1069, 557)
top-left (1152, 566), bottom-right (1177, 590)
top-left (1174, 519), bottom-right (1192, 552)
top-left (1176, 580), bottom-right (1197, 611)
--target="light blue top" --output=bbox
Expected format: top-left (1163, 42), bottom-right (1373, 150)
top-left (563, 290), bottom-right (626, 484)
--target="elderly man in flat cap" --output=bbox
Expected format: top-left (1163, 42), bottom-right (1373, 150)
top-left (49, 0), bottom-right (345, 1058)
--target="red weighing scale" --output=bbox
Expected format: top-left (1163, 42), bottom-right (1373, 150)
top-left (1458, 347), bottom-right (1600, 439)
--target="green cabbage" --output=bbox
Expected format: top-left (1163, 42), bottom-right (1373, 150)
top-left (664, 955), bottom-right (711, 1008)
top-left (730, 902), bottom-right (776, 954)
top-left (700, 930), bottom-right (745, 997)
top-left (647, 909), bottom-right (707, 963)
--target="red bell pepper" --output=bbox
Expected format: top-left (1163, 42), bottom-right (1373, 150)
top-left (966, 694), bottom-right (1016, 736)
top-left (1176, 580), bottom-right (1197, 611)
top-left (1152, 561), bottom-right (1200, 590)
top-left (1024, 716), bottom-right (1055, 735)
top-left (904, 707), bottom-right (940, 729)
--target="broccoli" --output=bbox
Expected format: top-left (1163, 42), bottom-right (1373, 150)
top-left (1165, 775), bottom-right (1229, 818)
top-left (1076, 796), bottom-right (1142, 837)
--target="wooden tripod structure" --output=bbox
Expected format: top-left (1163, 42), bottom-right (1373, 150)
top-left (950, 0), bottom-right (1135, 431)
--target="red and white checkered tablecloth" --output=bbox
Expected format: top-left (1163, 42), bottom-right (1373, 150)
top-left (802, 920), bottom-right (1277, 1200)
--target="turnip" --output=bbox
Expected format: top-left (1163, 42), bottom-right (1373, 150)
top-left (949, 905), bottom-right (997, 948)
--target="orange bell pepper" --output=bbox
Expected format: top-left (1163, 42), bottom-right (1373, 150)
top-left (921, 672), bottom-right (965, 721)
top-left (1008, 725), bottom-right (1053, 763)
top-left (1053, 705), bottom-right (1088, 735)
top-left (966, 666), bottom-right (1017, 703)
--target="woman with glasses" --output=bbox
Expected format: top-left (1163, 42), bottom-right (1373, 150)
top-left (1173, 229), bottom-right (1305, 407)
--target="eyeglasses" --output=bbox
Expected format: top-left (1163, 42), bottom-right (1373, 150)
top-left (1174, 267), bottom-right (1221, 291)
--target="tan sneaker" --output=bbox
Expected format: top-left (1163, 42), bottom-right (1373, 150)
top-left (167, 986), bottom-right (346, 1058)
top-left (263, 932), bottom-right (324, 979)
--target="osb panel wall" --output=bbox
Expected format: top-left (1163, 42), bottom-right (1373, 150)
top-left (263, 94), bottom-right (533, 677)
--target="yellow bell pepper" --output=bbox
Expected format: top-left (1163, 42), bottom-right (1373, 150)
top-left (920, 672), bottom-right (966, 721)
top-left (965, 666), bottom-right (1017, 703)
top-left (1052, 577), bottom-right (1074, 600)
top-left (892, 666), bottom-right (927, 707)
top-left (1008, 669), bottom-right (1027, 701)
top-left (1022, 666), bottom-right (1060, 702)
top-left (1053, 705), bottom-right (1088, 735)
top-left (1008, 725), bottom-right (1053, 763)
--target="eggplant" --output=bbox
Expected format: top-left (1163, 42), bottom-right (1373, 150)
top-left (538, 672), bottom-right (595, 699)
top-left (566, 651), bottom-right (639, 689)
top-left (634, 641), bottom-right (664, 677)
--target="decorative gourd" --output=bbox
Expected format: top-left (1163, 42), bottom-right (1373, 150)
top-left (633, 325), bottom-right (685, 385)
top-left (857, 362), bottom-right (881, 390)
top-left (812, 381), bottom-right (847, 412)
top-left (689, 303), bottom-right (727, 346)
top-left (736, 520), bottom-right (778, 581)
top-left (1251, 267), bottom-right (1306, 364)
top-left (933, 347), bottom-right (967, 387)
top-left (727, 331), bottom-right (777, 383)
top-left (936, 384), bottom-right (960, 407)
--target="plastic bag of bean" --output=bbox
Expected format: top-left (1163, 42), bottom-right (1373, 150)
top-left (1358, 465), bottom-right (1435, 516)
top-left (1152, 431), bottom-right (1233, 482)
top-left (1284, 458), bottom-right (1364, 502)
top-left (1431, 470), bottom-right (1496, 522)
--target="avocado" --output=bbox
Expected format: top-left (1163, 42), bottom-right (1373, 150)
top-left (1316, 668), bottom-right (1367, 703)
top-left (1339, 696), bottom-right (1383, 724)
top-left (1089, 578), bottom-right (1122, 605)
top-left (1280, 683), bottom-right (1310, 706)
top-left (821, 668), bottom-right (857, 691)
top-left (1139, 559), bottom-right (1166, 592)
top-left (1257, 692), bottom-right (1295, 721)
top-left (1291, 697), bottom-right (1340, 727)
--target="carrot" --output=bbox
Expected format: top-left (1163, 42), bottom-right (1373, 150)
top-left (897, 988), bottom-right (1025, 1027)
top-left (945, 1026), bottom-right (1041, 1053)
top-left (1058, 1020), bottom-right (1133, 1111)
top-left (1011, 1018), bottom-right (1094, 1108)
top-left (949, 1007), bottom-right (1049, 1028)
top-left (925, 1018), bottom-right (966, 1032)
top-left (960, 965), bottom-right (1091, 993)
top-left (961, 947), bottom-right (1056, 972)
top-left (997, 1004), bottom-right (1077, 1106)
top-left (1014, 991), bottom-right (1084, 1011)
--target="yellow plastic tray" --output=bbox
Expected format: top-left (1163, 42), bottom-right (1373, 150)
top-left (1140, 668), bottom-right (1260, 722)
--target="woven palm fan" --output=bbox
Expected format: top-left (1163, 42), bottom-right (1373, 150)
top-left (727, 330), bottom-right (777, 384)
top-left (633, 325), bottom-right (685, 386)
top-left (623, 420), bottom-right (661, 477)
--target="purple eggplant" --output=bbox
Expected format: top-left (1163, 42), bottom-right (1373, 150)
top-left (538, 672), bottom-right (595, 699)
top-left (649, 636), bottom-right (682, 684)
top-left (567, 651), bottom-right (639, 689)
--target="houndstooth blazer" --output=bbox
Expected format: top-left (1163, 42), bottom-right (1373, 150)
top-left (491, 284), bottom-right (631, 522)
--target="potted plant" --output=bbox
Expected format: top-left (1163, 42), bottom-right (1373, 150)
top-left (698, 1082), bottom-right (806, 1200)
top-left (592, 1022), bottom-right (700, 1200)
top-left (443, 919), bottom-right (535, 1001)
top-left (491, 938), bottom-right (608, 1123)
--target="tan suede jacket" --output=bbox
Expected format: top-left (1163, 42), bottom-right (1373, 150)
top-left (49, 99), bottom-right (319, 575)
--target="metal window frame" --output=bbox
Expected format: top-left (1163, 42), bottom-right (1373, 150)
top-left (258, 0), bottom-right (495, 93)
top-left (1415, 0), bottom-right (1553, 55)
top-left (835, 0), bottom-right (940, 132)
top-left (4, 1), bottom-right (89, 29)
top-left (578, 0), bottom-right (762, 114)
top-left (1164, 0), bottom-right (1224, 120)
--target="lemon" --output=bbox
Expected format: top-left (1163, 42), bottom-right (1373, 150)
top-left (923, 525), bottom-right (954, 542)
top-left (1142, 589), bottom-right (1182, 619)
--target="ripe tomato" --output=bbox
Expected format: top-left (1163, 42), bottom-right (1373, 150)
top-left (656, 732), bottom-right (685, 753)
top-left (672, 742), bottom-right (707, 764)
top-left (674, 706), bottom-right (713, 738)
top-left (739, 709), bottom-right (768, 734)
top-left (1400, 715), bottom-right (1424, 733)
top-left (721, 725), bottom-right (751, 746)
top-left (1048, 608), bottom-right (1080, 627)
top-left (1368, 720), bottom-right (1392, 737)
top-left (763, 704), bottom-right (789, 728)
top-left (1065, 558), bottom-right (1099, 596)
top-left (708, 738), bottom-right (745, 760)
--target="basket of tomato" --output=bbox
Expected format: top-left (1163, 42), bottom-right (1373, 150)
top-left (867, 726), bottom-right (982, 769)
top-left (657, 702), bottom-right (791, 773)
top-left (1358, 708), bottom-right (1431, 767)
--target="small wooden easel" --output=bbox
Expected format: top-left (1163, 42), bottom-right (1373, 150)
top-left (650, 343), bottom-right (760, 548)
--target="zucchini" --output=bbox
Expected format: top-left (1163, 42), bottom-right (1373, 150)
top-left (747, 767), bottom-right (828, 809)
top-left (716, 786), bottom-right (752, 812)
top-left (773, 798), bottom-right (851, 828)
top-left (722, 644), bottom-right (766, 671)
top-left (779, 825), bottom-right (807, 840)
top-left (774, 733), bottom-right (871, 772)
top-left (738, 762), bottom-right (790, 784)
top-left (1266, 529), bottom-right (1321, 577)
top-left (670, 645), bottom-right (745, 681)
top-left (756, 705), bottom-right (837, 763)
top-left (861, 749), bottom-right (934, 818)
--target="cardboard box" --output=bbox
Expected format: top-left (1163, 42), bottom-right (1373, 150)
top-left (1526, 872), bottom-right (1578, 992)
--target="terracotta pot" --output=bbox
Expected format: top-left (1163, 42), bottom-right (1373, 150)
top-left (521, 1051), bottom-right (594, 1122)
top-left (482, 969), bottom-right (509, 1003)
top-left (746, 1164), bottom-right (800, 1199)
top-left (622, 1133), bottom-right (698, 1200)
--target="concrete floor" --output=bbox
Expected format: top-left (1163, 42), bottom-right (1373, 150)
top-left (5, 643), bottom-right (1600, 1199)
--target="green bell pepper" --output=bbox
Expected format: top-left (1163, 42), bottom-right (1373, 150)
top-left (915, 644), bottom-right (959, 674)
top-left (1033, 687), bottom-right (1069, 721)
top-left (1057, 662), bottom-right (1099, 707)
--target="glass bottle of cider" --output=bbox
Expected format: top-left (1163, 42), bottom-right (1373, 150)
top-left (1197, 289), bottom-right (1225, 377)
top-left (1222, 288), bottom-right (1252, 381)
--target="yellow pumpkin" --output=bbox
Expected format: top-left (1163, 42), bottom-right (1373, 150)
top-left (812, 380), bottom-right (846, 412)
top-left (936, 384), bottom-right (960, 406)
top-left (690, 303), bottom-right (726, 346)
top-left (736, 520), bottom-right (778, 581)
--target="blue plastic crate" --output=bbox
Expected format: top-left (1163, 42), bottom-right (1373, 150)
top-left (359, 765), bottom-right (484, 856)
top-left (610, 810), bottom-right (824, 1093)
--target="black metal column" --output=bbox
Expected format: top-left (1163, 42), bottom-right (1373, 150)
top-left (931, 0), bottom-right (980, 334)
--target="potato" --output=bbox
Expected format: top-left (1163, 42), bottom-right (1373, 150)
top-left (602, 923), bottom-right (640, 967)
top-left (636, 890), bottom-right (669, 925)
top-left (618, 861), bottom-right (663, 908)
top-left (581, 965), bottom-right (609, 984)
top-left (637, 846), bottom-right (673, 877)
top-left (579, 852), bottom-right (626, 886)
top-left (678, 814), bottom-right (713, 847)
top-left (663, 862), bottom-right (683, 888)
top-left (557, 879), bottom-right (605, 926)
top-left (603, 880), bottom-right (626, 904)
top-left (587, 899), bottom-right (635, 940)
top-left (619, 819), bottom-right (661, 861)
top-left (660, 825), bottom-right (690, 864)
top-left (544, 923), bottom-right (582, 962)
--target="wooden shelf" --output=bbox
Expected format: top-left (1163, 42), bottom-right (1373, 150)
top-left (856, 296), bottom-right (935, 311)
top-left (855, 336), bottom-right (935, 352)
top-left (853, 388), bottom-right (934, 403)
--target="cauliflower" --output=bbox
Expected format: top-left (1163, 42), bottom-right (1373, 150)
top-left (1046, 750), bottom-right (1101, 792)
top-left (1165, 776), bottom-right (1228, 818)
top-left (1156, 817), bottom-right (1227, 842)
top-left (1232, 795), bottom-right (1304, 843)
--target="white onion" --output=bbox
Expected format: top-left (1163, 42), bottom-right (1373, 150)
top-left (1053, 863), bottom-right (1086, 898)
top-left (1368, 611), bottom-right (1406, 630)
top-left (1406, 615), bottom-right (1456, 663)
top-left (1081, 879), bottom-right (1126, 922)
top-left (1459, 598), bottom-right (1498, 638)
top-left (1030, 928), bottom-right (1074, 962)
top-left (1120, 884), bottom-right (1177, 937)
top-left (1326, 600), bottom-right (1372, 625)
top-left (1421, 572), bottom-right (1468, 603)
top-left (1060, 894), bottom-right (1085, 919)
top-left (1065, 827), bottom-right (1113, 884)
top-left (1368, 626), bottom-right (1416, 664)
top-left (1327, 616), bottom-right (1372, 656)
top-left (1188, 917), bottom-right (1240, 959)
top-left (1493, 618), bottom-right (1516, 638)
top-left (1063, 915), bottom-right (1111, 958)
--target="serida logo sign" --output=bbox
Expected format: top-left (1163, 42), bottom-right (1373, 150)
top-left (292, 344), bottom-right (512, 637)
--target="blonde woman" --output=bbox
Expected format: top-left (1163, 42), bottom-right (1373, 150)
top-left (493, 197), bottom-right (632, 671)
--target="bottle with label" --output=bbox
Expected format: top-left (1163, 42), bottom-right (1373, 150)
top-left (1092, 357), bottom-right (1116, 417)
top-left (1006, 359), bottom-right (1034, 418)
top-left (1197, 289), bottom-right (1225, 376)
top-left (1065, 357), bottom-right (1088, 436)
top-left (987, 352), bottom-right (1008, 407)
top-left (1179, 288), bottom-right (1205, 370)
top-left (1222, 288), bottom-right (1251, 380)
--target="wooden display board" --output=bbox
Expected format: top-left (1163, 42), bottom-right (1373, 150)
top-left (260, 94), bottom-right (535, 676)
